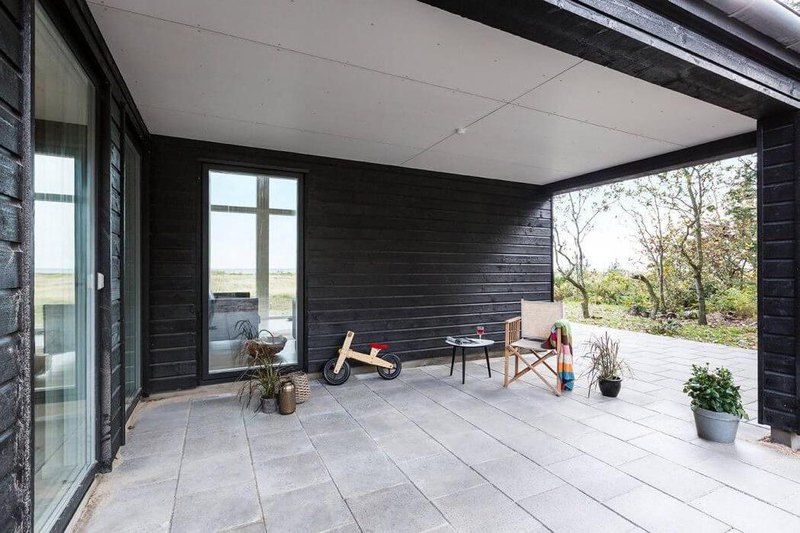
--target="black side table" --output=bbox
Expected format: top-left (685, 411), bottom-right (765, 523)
top-left (445, 338), bottom-right (495, 384)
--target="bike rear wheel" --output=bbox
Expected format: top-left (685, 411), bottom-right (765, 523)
top-left (377, 353), bottom-right (402, 380)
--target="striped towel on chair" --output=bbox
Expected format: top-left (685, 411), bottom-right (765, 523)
top-left (545, 319), bottom-right (574, 391)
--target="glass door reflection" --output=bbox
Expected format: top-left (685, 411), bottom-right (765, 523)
top-left (33, 3), bottom-right (96, 530)
top-left (207, 170), bottom-right (299, 374)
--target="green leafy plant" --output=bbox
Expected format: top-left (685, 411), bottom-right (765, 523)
top-left (683, 364), bottom-right (748, 419)
top-left (707, 286), bottom-right (757, 319)
top-left (235, 320), bottom-right (285, 410)
top-left (581, 332), bottom-right (630, 397)
top-left (646, 318), bottom-right (681, 336)
top-left (238, 348), bottom-right (282, 410)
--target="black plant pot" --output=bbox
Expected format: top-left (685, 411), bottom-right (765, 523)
top-left (598, 378), bottom-right (622, 397)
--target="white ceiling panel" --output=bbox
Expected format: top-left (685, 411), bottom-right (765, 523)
top-left (90, 6), bottom-right (500, 150)
top-left (411, 105), bottom-right (680, 177)
top-left (88, 0), bottom-right (756, 185)
top-left (143, 107), bottom-right (422, 166)
top-left (91, 0), bottom-right (582, 102)
top-left (515, 61), bottom-right (754, 146)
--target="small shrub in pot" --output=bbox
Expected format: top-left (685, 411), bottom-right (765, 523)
top-left (235, 321), bottom-right (284, 414)
top-left (582, 332), bottom-right (630, 398)
top-left (683, 364), bottom-right (748, 443)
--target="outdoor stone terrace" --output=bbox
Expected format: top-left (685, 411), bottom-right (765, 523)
top-left (73, 325), bottom-right (799, 533)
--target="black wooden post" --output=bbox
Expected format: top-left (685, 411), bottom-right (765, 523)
top-left (757, 112), bottom-right (800, 448)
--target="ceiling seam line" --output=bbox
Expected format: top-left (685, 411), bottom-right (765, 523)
top-left (400, 58), bottom-right (674, 168)
top-left (397, 102), bottom-right (510, 166)
top-left (88, 1), bottom-right (521, 107)
top-left (398, 63), bottom-right (589, 167)
top-left (500, 60), bottom-right (685, 147)
top-left (510, 102), bottom-right (686, 148)
top-left (507, 60), bottom-right (586, 104)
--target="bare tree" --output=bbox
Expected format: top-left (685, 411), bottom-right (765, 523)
top-left (553, 190), bottom-right (607, 319)
top-left (662, 165), bottom-right (714, 325)
top-left (614, 177), bottom-right (671, 314)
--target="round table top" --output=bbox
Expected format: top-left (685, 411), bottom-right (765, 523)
top-left (445, 337), bottom-right (495, 347)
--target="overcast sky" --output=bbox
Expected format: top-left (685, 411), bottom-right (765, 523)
top-left (556, 154), bottom-right (754, 272)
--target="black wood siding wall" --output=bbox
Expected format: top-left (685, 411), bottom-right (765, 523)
top-left (0, 0), bottom-right (32, 528)
top-left (758, 113), bottom-right (800, 432)
top-left (147, 139), bottom-right (201, 392)
top-left (97, 96), bottom-right (125, 468)
top-left (304, 164), bottom-right (552, 369)
top-left (146, 136), bottom-right (552, 391)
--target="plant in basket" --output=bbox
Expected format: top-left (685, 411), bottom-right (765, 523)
top-left (235, 320), bottom-right (287, 413)
top-left (234, 319), bottom-right (287, 360)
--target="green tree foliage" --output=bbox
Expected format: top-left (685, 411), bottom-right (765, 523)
top-left (553, 156), bottom-right (757, 328)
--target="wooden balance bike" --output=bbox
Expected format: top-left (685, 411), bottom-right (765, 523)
top-left (322, 331), bottom-right (402, 385)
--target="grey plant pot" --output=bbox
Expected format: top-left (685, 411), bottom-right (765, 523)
top-left (260, 396), bottom-right (277, 414)
top-left (693, 407), bottom-right (740, 443)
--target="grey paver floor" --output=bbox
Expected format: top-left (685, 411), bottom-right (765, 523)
top-left (74, 324), bottom-right (800, 533)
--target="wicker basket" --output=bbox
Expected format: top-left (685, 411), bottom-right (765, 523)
top-left (281, 370), bottom-right (310, 404)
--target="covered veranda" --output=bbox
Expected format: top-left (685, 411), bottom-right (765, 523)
top-left (5, 0), bottom-right (800, 531)
top-left (75, 325), bottom-right (798, 532)
top-left (76, 0), bottom-right (800, 530)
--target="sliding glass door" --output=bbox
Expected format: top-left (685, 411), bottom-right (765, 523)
top-left (206, 169), bottom-right (300, 375)
top-left (33, 4), bottom-right (96, 531)
top-left (123, 136), bottom-right (142, 409)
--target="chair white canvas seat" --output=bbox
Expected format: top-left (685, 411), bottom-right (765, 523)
top-left (504, 300), bottom-right (564, 396)
top-left (510, 338), bottom-right (549, 352)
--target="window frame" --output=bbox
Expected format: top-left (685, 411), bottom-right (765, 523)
top-left (200, 163), bottom-right (304, 383)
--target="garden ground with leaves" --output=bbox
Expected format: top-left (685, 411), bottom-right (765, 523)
top-left (554, 156), bottom-right (757, 350)
top-left (564, 302), bottom-right (757, 350)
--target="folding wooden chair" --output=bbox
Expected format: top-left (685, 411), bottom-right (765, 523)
top-left (504, 300), bottom-right (564, 396)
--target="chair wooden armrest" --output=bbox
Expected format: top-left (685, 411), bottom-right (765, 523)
top-left (505, 316), bottom-right (521, 346)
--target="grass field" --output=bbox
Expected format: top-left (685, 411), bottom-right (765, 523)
top-left (35, 271), bottom-right (754, 350)
top-left (34, 273), bottom-right (75, 330)
top-left (33, 271), bottom-right (297, 329)
top-left (210, 271), bottom-right (296, 315)
top-left (564, 301), bottom-right (757, 349)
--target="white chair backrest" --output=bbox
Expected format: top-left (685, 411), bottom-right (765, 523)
top-left (521, 300), bottom-right (564, 339)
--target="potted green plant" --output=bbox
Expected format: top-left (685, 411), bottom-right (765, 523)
top-left (683, 364), bottom-right (748, 443)
top-left (238, 351), bottom-right (282, 413)
top-left (582, 332), bottom-right (629, 398)
top-left (236, 321), bottom-right (284, 414)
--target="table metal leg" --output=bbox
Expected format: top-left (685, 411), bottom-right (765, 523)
top-left (461, 347), bottom-right (466, 385)
top-left (485, 346), bottom-right (491, 377)
top-left (450, 346), bottom-right (456, 376)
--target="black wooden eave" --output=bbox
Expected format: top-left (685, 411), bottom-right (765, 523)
top-left (544, 132), bottom-right (757, 194)
top-left (418, 0), bottom-right (800, 118)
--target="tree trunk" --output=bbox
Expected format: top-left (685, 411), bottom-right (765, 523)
top-left (685, 169), bottom-right (707, 326)
top-left (657, 259), bottom-right (666, 314)
top-left (694, 273), bottom-right (707, 325)
top-left (632, 274), bottom-right (659, 318)
top-left (579, 288), bottom-right (590, 319)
